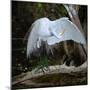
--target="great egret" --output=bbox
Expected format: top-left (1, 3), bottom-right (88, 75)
top-left (26, 17), bottom-right (86, 56)
top-left (25, 17), bottom-right (86, 71)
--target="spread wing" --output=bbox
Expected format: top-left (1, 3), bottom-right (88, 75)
top-left (47, 17), bottom-right (86, 45)
top-left (26, 21), bottom-right (40, 58)
top-left (26, 18), bottom-right (50, 58)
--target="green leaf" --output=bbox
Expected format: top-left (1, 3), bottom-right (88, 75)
top-left (38, 3), bottom-right (42, 8)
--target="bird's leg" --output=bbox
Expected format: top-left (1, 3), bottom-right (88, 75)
top-left (43, 55), bottom-right (50, 71)
top-left (35, 41), bottom-right (51, 74)
top-left (35, 55), bottom-right (49, 74)
top-left (40, 55), bottom-right (50, 72)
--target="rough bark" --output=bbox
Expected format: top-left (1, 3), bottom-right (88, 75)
top-left (12, 61), bottom-right (87, 85)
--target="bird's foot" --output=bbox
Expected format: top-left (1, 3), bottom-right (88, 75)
top-left (34, 56), bottom-right (50, 74)
top-left (33, 65), bottom-right (50, 74)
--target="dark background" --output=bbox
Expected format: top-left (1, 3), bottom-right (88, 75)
top-left (12, 1), bottom-right (87, 77)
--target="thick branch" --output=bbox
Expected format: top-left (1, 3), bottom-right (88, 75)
top-left (12, 61), bottom-right (87, 85)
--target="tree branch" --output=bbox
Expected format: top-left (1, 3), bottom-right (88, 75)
top-left (12, 61), bottom-right (87, 85)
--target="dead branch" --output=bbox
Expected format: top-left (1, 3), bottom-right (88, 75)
top-left (63, 5), bottom-right (87, 62)
top-left (12, 61), bottom-right (87, 85)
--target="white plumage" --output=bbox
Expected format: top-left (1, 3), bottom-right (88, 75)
top-left (26, 17), bottom-right (86, 58)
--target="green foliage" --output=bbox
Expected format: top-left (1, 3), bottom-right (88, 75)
top-left (38, 3), bottom-right (43, 8)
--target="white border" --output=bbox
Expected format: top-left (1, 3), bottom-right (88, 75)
top-left (13, 0), bottom-right (88, 5)
top-left (0, 0), bottom-right (89, 90)
top-left (0, 0), bottom-right (10, 90)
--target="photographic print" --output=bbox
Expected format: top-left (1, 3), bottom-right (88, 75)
top-left (12, 0), bottom-right (87, 89)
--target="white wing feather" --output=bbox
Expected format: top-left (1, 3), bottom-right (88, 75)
top-left (27, 21), bottom-right (40, 58)
top-left (27, 17), bottom-right (86, 57)
top-left (27, 18), bottom-right (51, 57)
top-left (47, 18), bottom-right (86, 45)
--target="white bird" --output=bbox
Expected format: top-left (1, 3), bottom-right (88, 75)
top-left (26, 17), bottom-right (86, 58)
